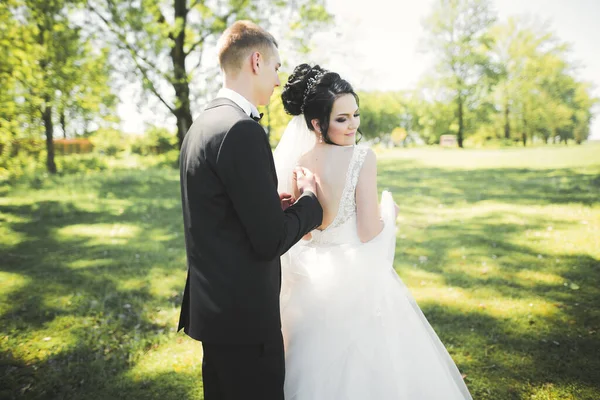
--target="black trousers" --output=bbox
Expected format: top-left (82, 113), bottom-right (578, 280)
top-left (201, 332), bottom-right (285, 400)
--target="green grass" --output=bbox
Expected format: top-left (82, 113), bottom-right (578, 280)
top-left (1, 143), bottom-right (599, 399)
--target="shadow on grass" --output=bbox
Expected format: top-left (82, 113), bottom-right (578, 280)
top-left (378, 159), bottom-right (600, 207)
top-left (383, 165), bottom-right (600, 398)
top-left (0, 170), bottom-right (197, 399)
top-left (419, 303), bottom-right (599, 400)
top-left (1, 161), bottom-right (599, 399)
top-left (2, 346), bottom-right (199, 400)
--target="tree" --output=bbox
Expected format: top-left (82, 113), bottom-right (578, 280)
top-left (88, 0), bottom-right (332, 148)
top-left (571, 83), bottom-right (596, 144)
top-left (358, 91), bottom-right (407, 139)
top-left (21, 0), bottom-right (83, 173)
top-left (407, 89), bottom-right (457, 145)
top-left (423, 0), bottom-right (497, 147)
top-left (0, 0), bottom-right (118, 174)
top-left (0, 0), bottom-right (23, 154)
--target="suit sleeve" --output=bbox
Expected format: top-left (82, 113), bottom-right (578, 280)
top-left (216, 120), bottom-right (323, 261)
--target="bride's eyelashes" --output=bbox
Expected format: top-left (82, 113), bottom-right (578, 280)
top-left (335, 113), bottom-right (360, 123)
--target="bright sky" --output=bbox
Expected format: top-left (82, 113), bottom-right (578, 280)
top-left (118, 0), bottom-right (600, 139)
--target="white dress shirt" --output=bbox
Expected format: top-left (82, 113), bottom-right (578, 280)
top-left (216, 88), bottom-right (261, 119)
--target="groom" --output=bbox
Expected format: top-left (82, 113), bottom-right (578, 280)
top-left (178, 21), bottom-right (323, 400)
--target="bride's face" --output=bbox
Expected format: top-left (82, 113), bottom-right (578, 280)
top-left (324, 94), bottom-right (360, 146)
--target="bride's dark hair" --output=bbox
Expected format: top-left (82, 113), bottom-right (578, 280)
top-left (281, 64), bottom-right (361, 145)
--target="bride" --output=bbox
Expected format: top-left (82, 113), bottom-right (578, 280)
top-left (274, 64), bottom-right (473, 400)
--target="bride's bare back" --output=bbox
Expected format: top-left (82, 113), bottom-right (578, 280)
top-left (296, 145), bottom-right (355, 230)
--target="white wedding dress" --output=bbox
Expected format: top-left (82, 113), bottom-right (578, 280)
top-left (279, 144), bottom-right (473, 400)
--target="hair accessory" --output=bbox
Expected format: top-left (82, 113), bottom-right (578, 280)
top-left (301, 70), bottom-right (327, 113)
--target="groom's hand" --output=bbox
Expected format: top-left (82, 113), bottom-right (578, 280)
top-left (279, 192), bottom-right (296, 211)
top-left (293, 167), bottom-right (317, 196)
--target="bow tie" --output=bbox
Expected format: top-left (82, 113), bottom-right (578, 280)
top-left (251, 113), bottom-right (263, 122)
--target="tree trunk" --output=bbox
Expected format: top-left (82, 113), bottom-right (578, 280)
top-left (521, 112), bottom-right (527, 147)
top-left (42, 103), bottom-right (57, 174)
top-left (60, 109), bottom-right (67, 139)
top-left (457, 94), bottom-right (464, 148)
top-left (504, 97), bottom-right (510, 139)
top-left (174, 109), bottom-right (192, 148)
top-left (170, 0), bottom-right (193, 148)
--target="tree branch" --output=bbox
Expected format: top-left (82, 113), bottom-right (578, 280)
top-left (154, 7), bottom-right (174, 41)
top-left (184, 8), bottom-right (236, 58)
top-left (190, 47), bottom-right (204, 71)
top-left (185, 33), bottom-right (210, 57)
top-left (88, 3), bottom-right (175, 114)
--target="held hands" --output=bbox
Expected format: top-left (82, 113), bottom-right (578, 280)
top-left (279, 192), bottom-right (296, 211)
top-left (293, 167), bottom-right (318, 196)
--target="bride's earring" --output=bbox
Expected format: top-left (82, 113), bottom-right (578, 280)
top-left (318, 132), bottom-right (324, 143)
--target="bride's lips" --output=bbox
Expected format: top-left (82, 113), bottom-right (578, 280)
top-left (345, 131), bottom-right (356, 137)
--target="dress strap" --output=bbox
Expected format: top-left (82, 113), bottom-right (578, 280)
top-left (327, 146), bottom-right (369, 230)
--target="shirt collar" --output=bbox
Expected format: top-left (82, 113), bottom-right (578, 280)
top-left (216, 88), bottom-right (260, 119)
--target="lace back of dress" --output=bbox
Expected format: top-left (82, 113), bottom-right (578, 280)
top-left (326, 145), bottom-right (369, 231)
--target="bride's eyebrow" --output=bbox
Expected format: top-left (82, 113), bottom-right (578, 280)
top-left (336, 109), bottom-right (360, 116)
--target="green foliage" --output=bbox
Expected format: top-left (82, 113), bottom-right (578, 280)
top-left (390, 127), bottom-right (408, 146)
top-left (0, 151), bottom-right (110, 183)
top-left (415, 3), bottom-right (597, 147)
top-left (0, 152), bottom-right (46, 183)
top-left (0, 0), bottom-right (118, 176)
top-left (89, 0), bottom-right (332, 146)
top-left (259, 78), bottom-right (292, 147)
top-left (150, 127), bottom-right (178, 153)
top-left (90, 128), bottom-right (126, 156)
top-left (406, 91), bottom-right (458, 145)
top-left (0, 138), bottom-right (45, 182)
top-left (138, 149), bottom-right (181, 169)
top-left (423, 0), bottom-right (498, 147)
top-left (131, 126), bottom-right (178, 155)
top-left (358, 91), bottom-right (407, 139)
top-left (55, 153), bottom-right (109, 174)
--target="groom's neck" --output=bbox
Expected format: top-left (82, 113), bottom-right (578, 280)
top-left (222, 74), bottom-right (258, 108)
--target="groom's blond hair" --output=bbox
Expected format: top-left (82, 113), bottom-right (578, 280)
top-left (217, 20), bottom-right (278, 76)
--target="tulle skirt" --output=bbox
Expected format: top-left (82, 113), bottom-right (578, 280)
top-left (280, 192), bottom-right (472, 400)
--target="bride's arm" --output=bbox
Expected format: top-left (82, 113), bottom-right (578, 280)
top-left (355, 149), bottom-right (384, 243)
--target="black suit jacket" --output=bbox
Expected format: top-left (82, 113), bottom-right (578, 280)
top-left (178, 98), bottom-right (323, 344)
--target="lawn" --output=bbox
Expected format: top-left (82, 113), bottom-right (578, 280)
top-left (1, 144), bottom-right (599, 399)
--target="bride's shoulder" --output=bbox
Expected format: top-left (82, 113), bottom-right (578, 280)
top-left (355, 144), bottom-right (375, 163)
top-left (355, 145), bottom-right (377, 179)
top-left (355, 143), bottom-right (372, 153)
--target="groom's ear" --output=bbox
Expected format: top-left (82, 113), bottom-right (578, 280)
top-left (250, 52), bottom-right (261, 75)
